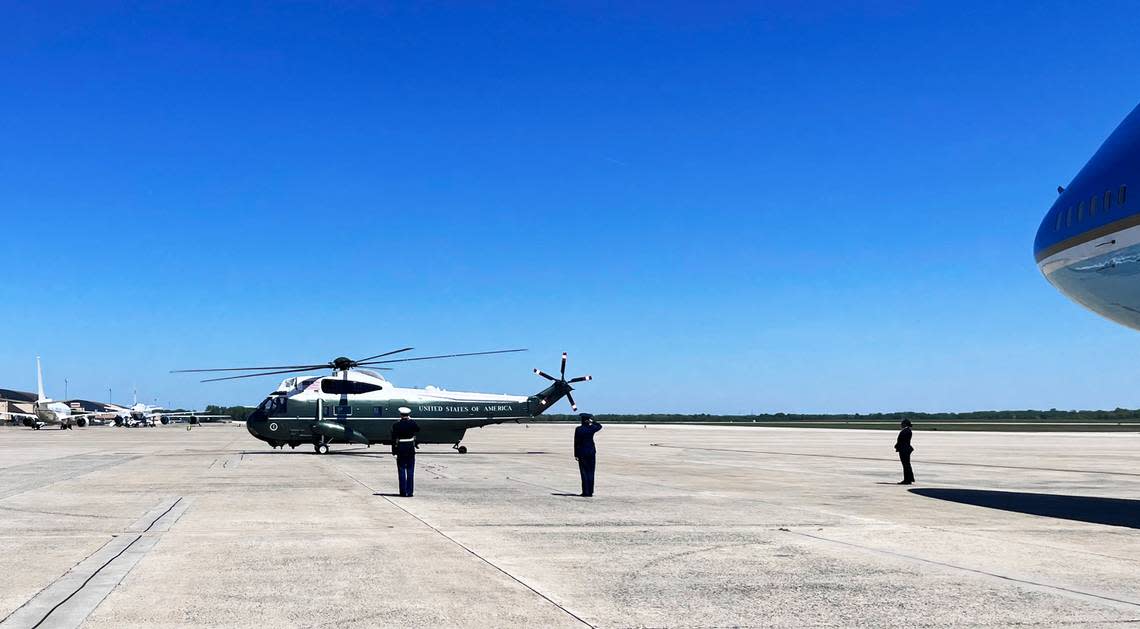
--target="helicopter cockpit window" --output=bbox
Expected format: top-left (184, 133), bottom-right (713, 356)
top-left (257, 395), bottom-right (287, 416)
top-left (321, 380), bottom-right (383, 395)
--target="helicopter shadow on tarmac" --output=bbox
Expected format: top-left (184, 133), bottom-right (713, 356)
top-left (910, 488), bottom-right (1140, 529)
top-left (239, 449), bottom-right (550, 457)
top-left (327, 450), bottom-right (550, 458)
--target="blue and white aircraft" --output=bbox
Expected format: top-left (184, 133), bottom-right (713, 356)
top-left (1035, 104), bottom-right (1140, 329)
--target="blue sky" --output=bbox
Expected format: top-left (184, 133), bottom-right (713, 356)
top-left (3, 1), bottom-right (1140, 413)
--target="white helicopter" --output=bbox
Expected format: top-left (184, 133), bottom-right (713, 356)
top-left (174, 348), bottom-right (591, 454)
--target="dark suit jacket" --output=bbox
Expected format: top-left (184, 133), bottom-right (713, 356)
top-left (894, 426), bottom-right (913, 453)
top-left (574, 422), bottom-right (602, 458)
top-left (391, 419), bottom-right (421, 456)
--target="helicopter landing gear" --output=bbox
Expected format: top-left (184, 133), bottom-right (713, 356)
top-left (453, 444), bottom-right (467, 454)
top-left (314, 441), bottom-right (330, 455)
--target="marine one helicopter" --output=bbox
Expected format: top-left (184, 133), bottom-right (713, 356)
top-left (173, 348), bottom-right (590, 454)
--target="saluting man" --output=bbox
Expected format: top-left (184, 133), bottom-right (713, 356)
top-left (574, 413), bottom-right (603, 497)
top-left (894, 418), bottom-right (915, 485)
top-left (391, 407), bottom-right (420, 497)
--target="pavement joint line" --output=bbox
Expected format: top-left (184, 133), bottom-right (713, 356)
top-left (506, 475), bottom-right (574, 494)
top-left (143, 497), bottom-right (185, 533)
top-left (1, 496), bottom-right (189, 629)
top-left (126, 497), bottom-right (183, 533)
top-left (26, 535), bottom-right (143, 629)
top-left (327, 461), bottom-right (597, 629)
top-left (0, 454), bottom-right (140, 502)
top-left (913, 520), bottom-right (1140, 565)
top-left (635, 448), bottom-right (1140, 565)
top-left (782, 529), bottom-right (1140, 611)
top-left (621, 445), bottom-right (1140, 563)
top-left (518, 453), bottom-right (1140, 567)
top-left (651, 443), bottom-right (1140, 477)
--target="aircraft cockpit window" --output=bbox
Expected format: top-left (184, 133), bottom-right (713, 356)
top-left (320, 380), bottom-right (383, 395)
top-left (257, 395), bottom-right (287, 416)
top-left (1120, 185), bottom-right (1128, 205)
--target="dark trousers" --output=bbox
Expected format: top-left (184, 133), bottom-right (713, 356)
top-left (578, 454), bottom-right (596, 496)
top-left (397, 456), bottom-right (415, 496)
top-left (899, 450), bottom-right (914, 483)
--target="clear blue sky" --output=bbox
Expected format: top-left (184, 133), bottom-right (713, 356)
top-left (3, 2), bottom-right (1140, 414)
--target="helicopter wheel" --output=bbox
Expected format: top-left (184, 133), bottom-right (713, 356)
top-left (315, 443), bottom-right (329, 455)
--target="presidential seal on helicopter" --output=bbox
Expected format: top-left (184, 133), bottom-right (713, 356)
top-left (173, 348), bottom-right (590, 454)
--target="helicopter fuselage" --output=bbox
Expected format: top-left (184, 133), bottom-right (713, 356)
top-left (244, 369), bottom-right (567, 451)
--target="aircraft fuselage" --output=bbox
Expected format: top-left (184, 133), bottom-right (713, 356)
top-left (245, 370), bottom-right (567, 451)
top-left (1035, 104), bottom-right (1140, 328)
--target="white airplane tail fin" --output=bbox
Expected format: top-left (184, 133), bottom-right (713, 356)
top-left (36, 356), bottom-right (46, 402)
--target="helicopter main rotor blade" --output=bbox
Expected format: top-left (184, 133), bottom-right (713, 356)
top-left (355, 347), bottom-right (415, 363)
top-left (568, 375), bottom-right (592, 383)
top-left (566, 391), bottom-right (577, 411)
top-left (200, 367), bottom-right (331, 383)
top-left (172, 363), bottom-right (330, 374)
top-left (560, 352), bottom-right (567, 379)
top-left (534, 369), bottom-right (557, 381)
top-left (359, 348), bottom-right (527, 366)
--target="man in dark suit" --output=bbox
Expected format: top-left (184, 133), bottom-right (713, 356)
top-left (391, 406), bottom-right (420, 497)
top-left (894, 419), bottom-right (915, 485)
top-left (574, 413), bottom-right (603, 497)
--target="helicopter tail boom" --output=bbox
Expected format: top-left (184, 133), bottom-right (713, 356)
top-left (527, 381), bottom-right (569, 416)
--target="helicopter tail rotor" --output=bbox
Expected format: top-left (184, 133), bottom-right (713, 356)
top-left (532, 352), bottom-right (592, 412)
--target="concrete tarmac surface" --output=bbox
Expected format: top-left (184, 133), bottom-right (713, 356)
top-left (1, 423), bottom-right (1139, 628)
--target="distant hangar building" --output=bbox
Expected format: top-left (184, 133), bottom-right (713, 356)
top-left (0, 388), bottom-right (36, 423)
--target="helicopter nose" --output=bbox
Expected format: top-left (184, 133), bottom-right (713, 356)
top-left (246, 409), bottom-right (267, 438)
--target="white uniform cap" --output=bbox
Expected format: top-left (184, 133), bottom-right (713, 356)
top-left (398, 407), bottom-right (412, 415)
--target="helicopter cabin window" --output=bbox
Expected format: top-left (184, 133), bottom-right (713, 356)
top-left (373, 406), bottom-right (384, 415)
top-left (1077, 201), bottom-right (1085, 221)
top-left (321, 380), bottom-right (383, 395)
top-left (1105, 189), bottom-right (1113, 210)
top-left (1090, 195), bottom-right (1099, 216)
top-left (1121, 185), bottom-right (1128, 205)
top-left (1066, 206), bottom-right (1073, 226)
top-left (1055, 210), bottom-right (1063, 231)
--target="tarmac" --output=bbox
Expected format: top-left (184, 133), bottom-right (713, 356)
top-left (1, 422), bottom-right (1139, 628)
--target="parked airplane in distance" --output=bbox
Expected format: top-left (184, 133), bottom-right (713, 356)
top-left (1035, 103), bottom-right (1139, 329)
top-left (0, 358), bottom-right (99, 429)
top-left (103, 391), bottom-right (228, 427)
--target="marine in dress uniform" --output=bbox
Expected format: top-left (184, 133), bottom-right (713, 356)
top-left (574, 413), bottom-right (602, 497)
top-left (894, 419), bottom-right (915, 485)
top-left (391, 407), bottom-right (420, 497)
